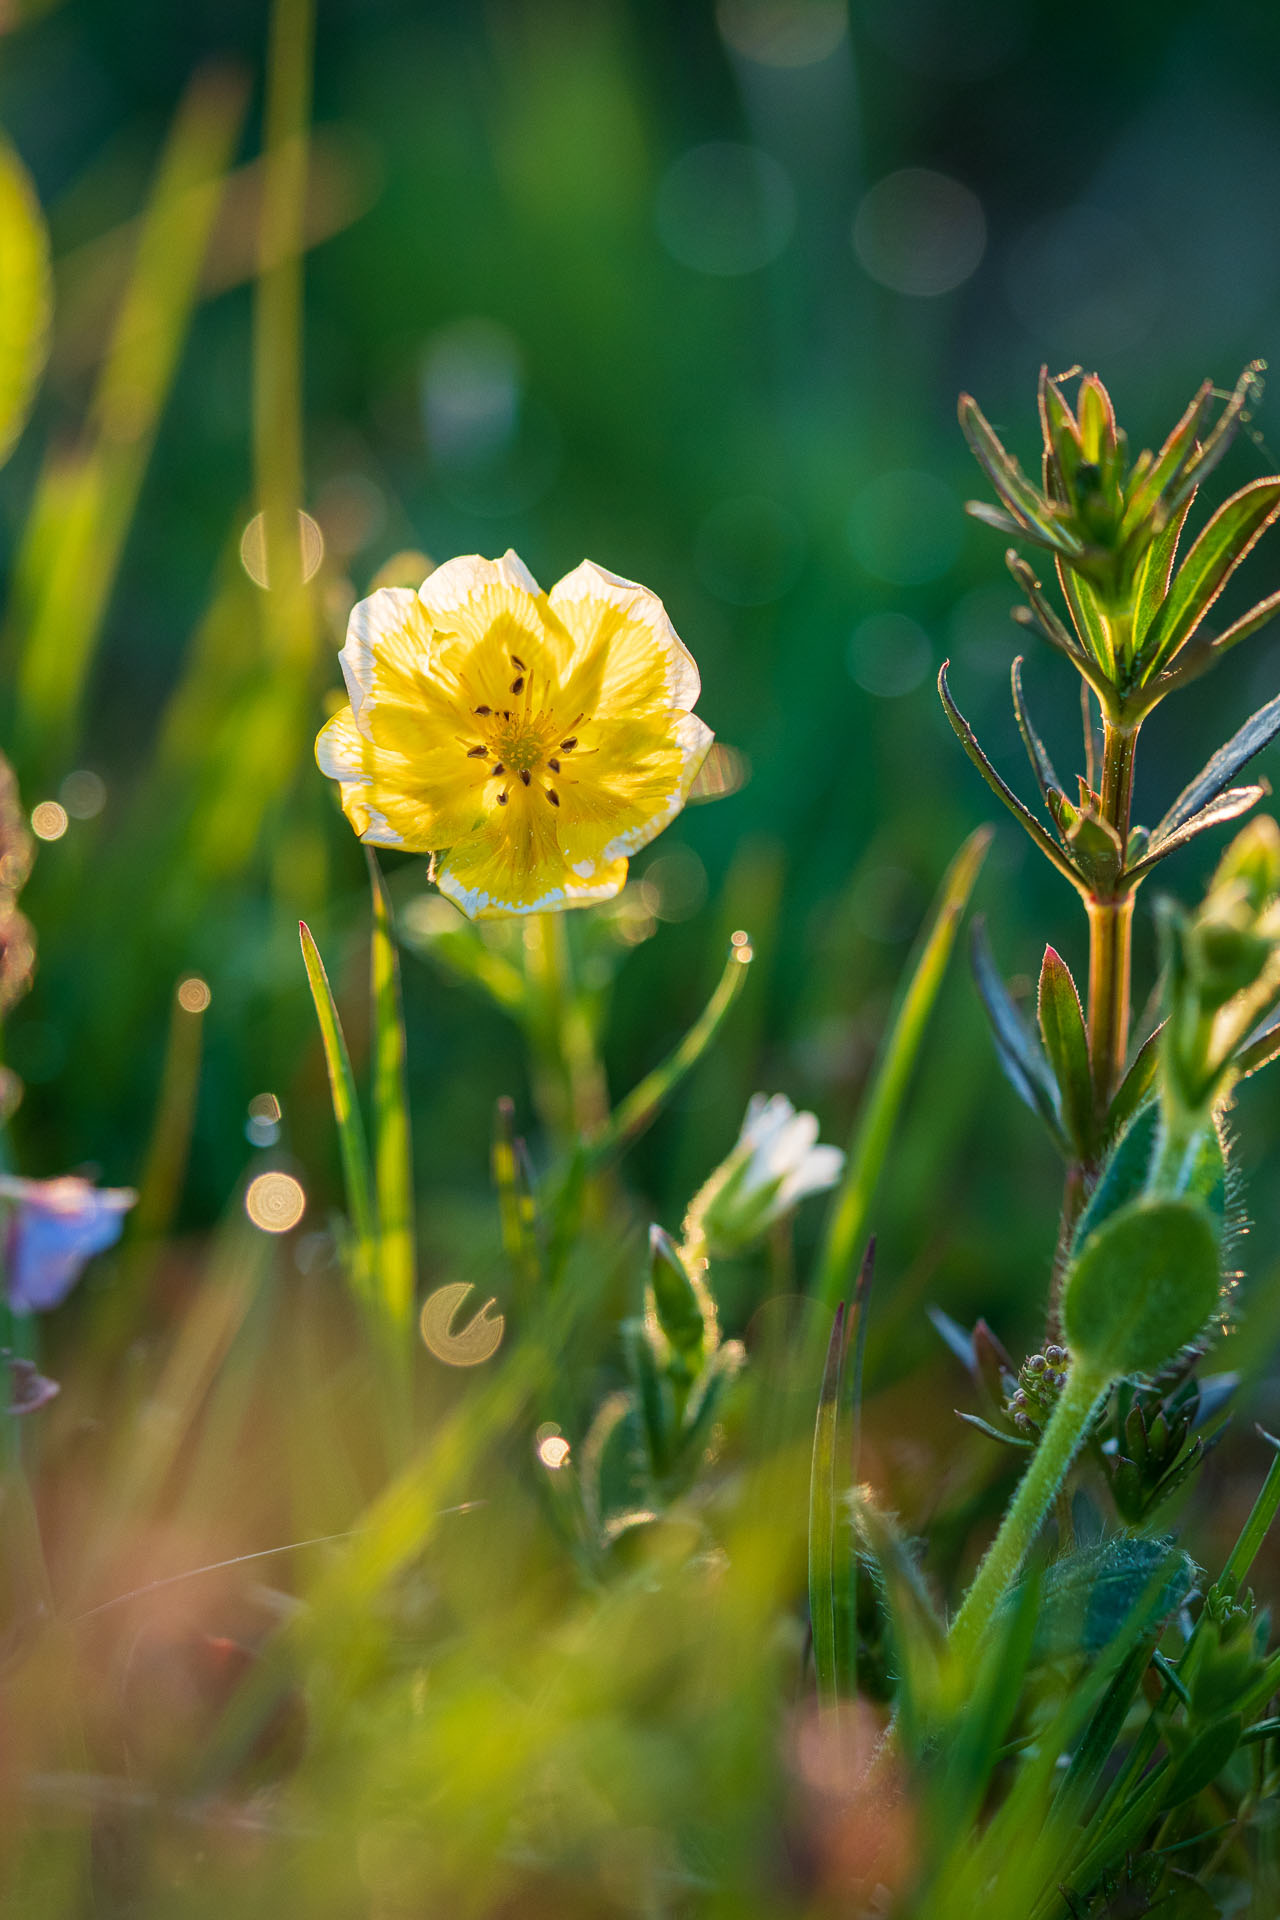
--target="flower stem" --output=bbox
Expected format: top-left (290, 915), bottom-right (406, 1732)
top-left (948, 1356), bottom-right (1111, 1667)
top-left (524, 913), bottom-right (575, 1148)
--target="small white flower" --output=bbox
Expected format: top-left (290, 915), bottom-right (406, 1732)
top-left (686, 1093), bottom-right (844, 1256)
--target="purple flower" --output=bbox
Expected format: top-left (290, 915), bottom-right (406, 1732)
top-left (0, 1175), bottom-right (137, 1312)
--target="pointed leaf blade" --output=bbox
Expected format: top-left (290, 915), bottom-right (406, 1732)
top-left (299, 921), bottom-right (376, 1295)
top-left (1152, 688), bottom-right (1280, 842)
top-left (938, 663), bottom-right (1084, 891)
top-left (1129, 785), bottom-right (1267, 882)
top-left (1138, 478), bottom-right (1280, 682)
top-left (368, 852), bottom-right (416, 1336)
top-left (1038, 946), bottom-right (1093, 1156)
top-left (971, 920), bottom-right (1067, 1150)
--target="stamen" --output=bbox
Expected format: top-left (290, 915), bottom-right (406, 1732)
top-left (466, 744), bottom-right (487, 758)
top-left (497, 792), bottom-right (508, 806)
top-left (510, 676), bottom-right (525, 694)
top-left (510, 654), bottom-right (526, 671)
top-left (519, 769), bottom-right (531, 786)
top-left (548, 758), bottom-right (560, 773)
top-left (475, 705), bottom-right (491, 716)
top-left (547, 789), bottom-right (560, 807)
top-left (492, 764), bottom-right (505, 777)
top-left (560, 737), bottom-right (577, 752)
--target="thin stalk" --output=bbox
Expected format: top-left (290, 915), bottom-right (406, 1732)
top-left (949, 1357), bottom-right (1111, 1665)
top-left (523, 912), bottom-right (575, 1147)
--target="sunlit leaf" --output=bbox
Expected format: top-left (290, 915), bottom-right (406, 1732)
top-left (0, 130), bottom-right (50, 470)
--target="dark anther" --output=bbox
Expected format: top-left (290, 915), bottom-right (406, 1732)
top-left (510, 654), bottom-right (526, 671)
top-left (560, 737), bottom-right (577, 752)
top-left (475, 704), bottom-right (492, 716)
top-left (520, 769), bottom-right (531, 786)
top-left (492, 764), bottom-right (505, 777)
top-left (510, 676), bottom-right (525, 694)
top-left (547, 789), bottom-right (560, 807)
top-left (466, 744), bottom-right (487, 758)
top-left (548, 758), bottom-right (560, 773)
top-left (502, 709), bottom-right (512, 720)
top-left (497, 792), bottom-right (508, 806)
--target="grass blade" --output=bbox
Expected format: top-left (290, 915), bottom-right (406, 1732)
top-left (368, 852), bottom-right (416, 1335)
top-left (808, 1302), bottom-right (846, 1712)
top-left (812, 826), bottom-right (991, 1313)
top-left (588, 934), bottom-right (754, 1164)
top-left (299, 920), bottom-right (375, 1292)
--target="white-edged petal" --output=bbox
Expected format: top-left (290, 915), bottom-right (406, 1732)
top-left (550, 559), bottom-right (701, 711)
top-left (418, 551), bottom-right (542, 625)
top-left (600, 713), bottom-right (714, 863)
top-left (338, 588), bottom-right (428, 738)
top-left (778, 1145), bottom-right (845, 1207)
top-left (436, 855), bottom-right (627, 922)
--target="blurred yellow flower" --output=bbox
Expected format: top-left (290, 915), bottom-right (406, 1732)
top-left (316, 552), bottom-right (713, 918)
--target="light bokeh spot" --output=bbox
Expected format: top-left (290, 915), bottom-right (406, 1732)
top-left (176, 975), bottom-right (212, 1014)
top-left (853, 168), bottom-right (986, 297)
top-left (716, 0), bottom-right (847, 67)
top-left (31, 801), bottom-right (68, 841)
top-left (59, 770), bottom-right (106, 819)
top-left (656, 142), bottom-right (796, 277)
top-left (537, 1434), bottom-right (571, 1470)
top-left (420, 1281), bottom-right (505, 1367)
top-left (245, 1171), bottom-right (306, 1234)
top-left (847, 612), bottom-right (933, 697)
top-left (240, 509), bottom-right (325, 588)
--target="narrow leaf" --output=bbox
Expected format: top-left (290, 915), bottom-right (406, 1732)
top-left (1152, 687), bottom-right (1280, 842)
top-left (811, 826), bottom-right (991, 1312)
top-left (1128, 785), bottom-right (1266, 882)
top-left (1120, 379), bottom-right (1211, 537)
top-left (1139, 478), bottom-right (1280, 681)
top-left (1236, 1016), bottom-right (1280, 1080)
top-left (1010, 656), bottom-right (1064, 806)
top-left (970, 920), bottom-right (1067, 1150)
top-left (1038, 946), bottom-right (1093, 1156)
top-left (492, 1096), bottom-right (542, 1297)
top-left (809, 1302), bottom-right (846, 1712)
top-left (1006, 553), bottom-right (1088, 664)
top-left (0, 132), bottom-right (50, 469)
top-left (1106, 1021), bottom-right (1164, 1140)
top-left (937, 663), bottom-right (1085, 891)
top-left (299, 921), bottom-right (376, 1290)
top-left (958, 393), bottom-right (1084, 556)
top-left (368, 852), bottom-right (416, 1335)
top-left (1131, 492), bottom-right (1194, 646)
top-left (589, 936), bottom-right (753, 1164)
top-left (1056, 555), bottom-right (1114, 674)
top-left (1171, 360), bottom-right (1266, 510)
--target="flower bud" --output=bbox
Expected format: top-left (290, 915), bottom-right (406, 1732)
top-left (684, 1094), bottom-right (843, 1259)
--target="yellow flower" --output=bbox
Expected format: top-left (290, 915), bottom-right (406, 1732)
top-left (316, 553), bottom-right (713, 919)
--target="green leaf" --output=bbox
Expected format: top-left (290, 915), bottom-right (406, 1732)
top-left (1161, 1714), bottom-right (1244, 1807)
top-left (299, 920), bottom-right (376, 1298)
top-left (1020, 1536), bottom-right (1195, 1667)
top-left (811, 826), bottom-right (991, 1312)
top-left (1119, 379), bottom-right (1211, 539)
top-left (1138, 478), bottom-right (1280, 682)
top-left (938, 663), bottom-right (1085, 890)
top-left (809, 1302), bottom-right (846, 1712)
top-left (1010, 656), bottom-right (1065, 807)
top-left (1063, 1197), bottom-right (1221, 1379)
top-left (0, 131), bottom-right (50, 470)
top-left (368, 853), bottom-right (416, 1337)
top-left (647, 1224), bottom-right (711, 1361)
top-left (958, 393), bottom-right (1084, 556)
top-left (1131, 493), bottom-right (1194, 646)
top-left (970, 920), bottom-right (1067, 1150)
top-left (624, 1317), bottom-right (673, 1481)
top-left (1057, 557), bottom-right (1115, 675)
top-left (1151, 688), bottom-right (1280, 844)
top-left (1038, 946), bottom-right (1093, 1155)
top-left (588, 936), bottom-right (752, 1165)
top-left (1106, 1024), bottom-right (1164, 1141)
top-left (1127, 785), bottom-right (1267, 883)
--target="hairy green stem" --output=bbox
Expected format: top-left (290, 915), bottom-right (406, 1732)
top-left (949, 1357), bottom-right (1111, 1665)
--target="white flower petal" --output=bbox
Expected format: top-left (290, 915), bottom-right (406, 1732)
top-left (550, 559), bottom-right (702, 711)
top-left (778, 1145), bottom-right (845, 1206)
top-left (418, 551), bottom-right (542, 626)
top-left (338, 588), bottom-right (429, 739)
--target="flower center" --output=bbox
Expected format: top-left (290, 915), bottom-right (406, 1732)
top-left (459, 653), bottom-right (586, 815)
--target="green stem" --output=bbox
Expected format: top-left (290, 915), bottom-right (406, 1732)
top-left (949, 1357), bottom-right (1111, 1665)
top-left (524, 912), bottom-right (575, 1147)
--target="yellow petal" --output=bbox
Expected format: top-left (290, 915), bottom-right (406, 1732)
top-left (550, 560), bottom-right (701, 716)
